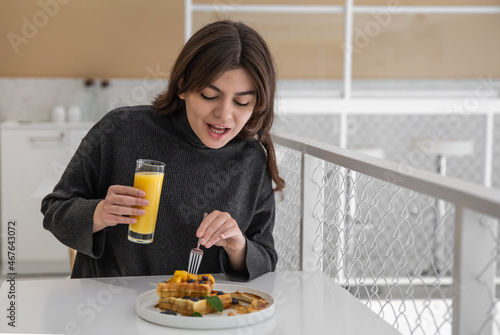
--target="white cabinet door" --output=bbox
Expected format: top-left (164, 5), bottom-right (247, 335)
top-left (1, 125), bottom-right (89, 275)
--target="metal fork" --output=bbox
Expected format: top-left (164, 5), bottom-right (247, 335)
top-left (187, 239), bottom-right (203, 274)
top-left (187, 214), bottom-right (207, 274)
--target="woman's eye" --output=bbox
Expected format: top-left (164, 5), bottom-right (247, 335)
top-left (234, 100), bottom-right (250, 107)
top-left (201, 93), bottom-right (250, 107)
top-left (201, 93), bottom-right (217, 101)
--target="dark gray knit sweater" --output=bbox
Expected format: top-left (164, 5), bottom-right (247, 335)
top-left (41, 106), bottom-right (277, 281)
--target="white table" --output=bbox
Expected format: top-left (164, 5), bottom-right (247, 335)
top-left (0, 271), bottom-right (401, 334)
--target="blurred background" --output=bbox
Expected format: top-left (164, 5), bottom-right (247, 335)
top-left (0, 0), bottom-right (499, 276)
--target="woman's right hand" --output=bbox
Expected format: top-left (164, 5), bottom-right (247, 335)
top-left (93, 185), bottom-right (149, 233)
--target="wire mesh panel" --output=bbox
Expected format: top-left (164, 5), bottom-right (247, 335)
top-left (274, 145), bottom-right (302, 272)
top-left (314, 162), bottom-right (455, 334)
top-left (274, 143), bottom-right (459, 334)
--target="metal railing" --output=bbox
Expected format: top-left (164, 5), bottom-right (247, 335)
top-left (272, 131), bottom-right (500, 335)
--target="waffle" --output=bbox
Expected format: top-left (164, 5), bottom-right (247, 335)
top-left (156, 271), bottom-right (270, 316)
top-left (158, 292), bottom-right (233, 315)
top-left (231, 291), bottom-right (270, 313)
top-left (157, 270), bottom-right (215, 298)
top-left (157, 280), bottom-right (214, 298)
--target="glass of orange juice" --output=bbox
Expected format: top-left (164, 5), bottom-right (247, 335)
top-left (128, 159), bottom-right (165, 244)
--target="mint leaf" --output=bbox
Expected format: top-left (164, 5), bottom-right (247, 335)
top-left (203, 296), bottom-right (223, 313)
top-left (192, 312), bottom-right (202, 317)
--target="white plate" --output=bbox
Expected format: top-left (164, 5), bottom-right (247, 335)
top-left (135, 284), bottom-right (275, 329)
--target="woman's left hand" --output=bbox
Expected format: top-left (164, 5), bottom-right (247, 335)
top-left (196, 211), bottom-right (245, 252)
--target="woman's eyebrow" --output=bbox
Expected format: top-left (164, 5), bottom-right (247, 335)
top-left (208, 84), bottom-right (255, 96)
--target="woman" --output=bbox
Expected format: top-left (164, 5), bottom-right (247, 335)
top-left (41, 20), bottom-right (285, 281)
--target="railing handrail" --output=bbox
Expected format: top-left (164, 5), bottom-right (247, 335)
top-left (272, 131), bottom-right (500, 219)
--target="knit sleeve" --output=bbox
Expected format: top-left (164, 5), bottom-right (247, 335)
top-left (40, 126), bottom-right (106, 259)
top-left (220, 169), bottom-right (278, 282)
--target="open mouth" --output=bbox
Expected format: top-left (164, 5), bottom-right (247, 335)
top-left (207, 124), bottom-right (230, 135)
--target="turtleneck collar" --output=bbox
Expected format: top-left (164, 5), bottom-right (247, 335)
top-left (169, 107), bottom-right (209, 149)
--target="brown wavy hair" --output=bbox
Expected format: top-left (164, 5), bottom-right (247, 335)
top-left (153, 20), bottom-right (285, 193)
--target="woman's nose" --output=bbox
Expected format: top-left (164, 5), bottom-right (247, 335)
top-left (213, 99), bottom-right (232, 121)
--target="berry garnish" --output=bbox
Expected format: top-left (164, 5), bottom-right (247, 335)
top-left (182, 296), bottom-right (190, 299)
top-left (217, 291), bottom-right (224, 295)
top-left (232, 297), bottom-right (239, 305)
top-left (187, 279), bottom-right (196, 283)
top-left (202, 276), bottom-right (209, 281)
top-left (198, 280), bottom-right (205, 284)
top-left (191, 297), bottom-right (200, 302)
top-left (161, 309), bottom-right (177, 315)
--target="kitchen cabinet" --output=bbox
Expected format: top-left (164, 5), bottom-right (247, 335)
top-left (0, 122), bottom-right (92, 275)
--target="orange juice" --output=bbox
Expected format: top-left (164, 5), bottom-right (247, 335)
top-left (129, 171), bottom-right (164, 240)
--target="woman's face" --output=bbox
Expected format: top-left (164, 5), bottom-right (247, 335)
top-left (179, 68), bottom-right (256, 149)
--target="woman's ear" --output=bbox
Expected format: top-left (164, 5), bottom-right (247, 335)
top-left (178, 78), bottom-right (185, 100)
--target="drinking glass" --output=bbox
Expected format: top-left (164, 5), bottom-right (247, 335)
top-left (128, 159), bottom-right (165, 243)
